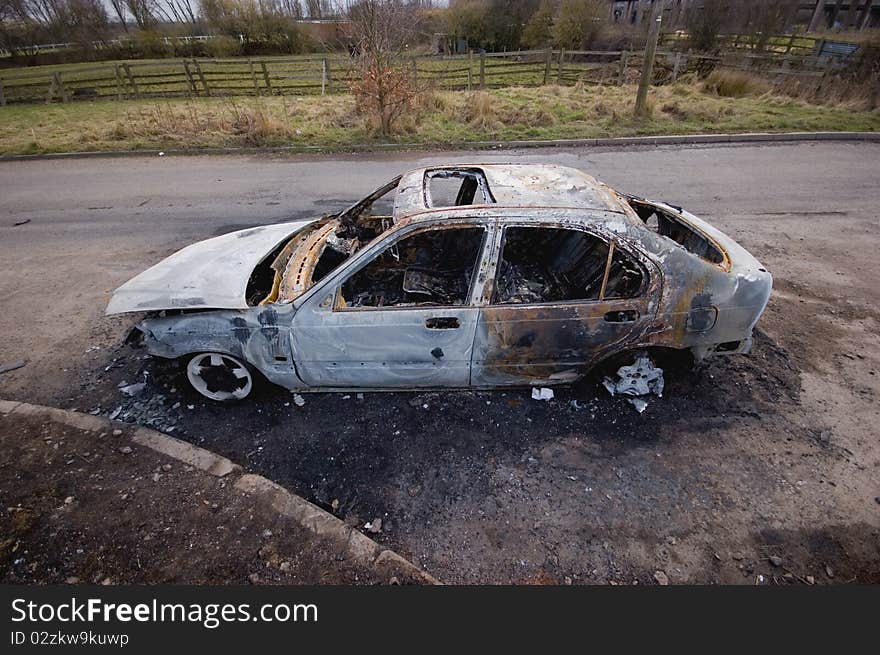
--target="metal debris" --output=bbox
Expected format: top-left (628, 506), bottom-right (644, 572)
top-left (119, 382), bottom-right (146, 397)
top-left (0, 360), bottom-right (27, 375)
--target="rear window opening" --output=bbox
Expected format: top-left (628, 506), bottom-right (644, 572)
top-left (628, 198), bottom-right (725, 265)
top-left (424, 169), bottom-right (494, 208)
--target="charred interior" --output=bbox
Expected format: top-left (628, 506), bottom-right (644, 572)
top-left (340, 227), bottom-right (485, 308)
top-left (494, 227), bottom-right (643, 304)
top-left (246, 182), bottom-right (399, 307)
top-left (627, 197), bottom-right (725, 265)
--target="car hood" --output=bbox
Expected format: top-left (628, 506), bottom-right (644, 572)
top-left (106, 220), bottom-right (317, 315)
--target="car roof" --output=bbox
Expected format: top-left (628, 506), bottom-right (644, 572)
top-left (393, 163), bottom-right (631, 220)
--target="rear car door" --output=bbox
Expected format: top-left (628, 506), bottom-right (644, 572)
top-left (471, 223), bottom-right (658, 386)
top-left (290, 221), bottom-right (494, 388)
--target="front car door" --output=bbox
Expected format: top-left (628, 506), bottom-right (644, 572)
top-left (471, 221), bottom-right (659, 387)
top-left (290, 219), bottom-right (495, 388)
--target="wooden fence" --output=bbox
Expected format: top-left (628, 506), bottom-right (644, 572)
top-left (660, 32), bottom-right (861, 60)
top-left (0, 45), bottom-right (857, 107)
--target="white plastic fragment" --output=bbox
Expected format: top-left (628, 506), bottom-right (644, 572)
top-left (603, 352), bottom-right (664, 413)
top-left (292, 393), bottom-right (306, 407)
top-left (531, 387), bottom-right (554, 401)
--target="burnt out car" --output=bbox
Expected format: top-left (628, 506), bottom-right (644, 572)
top-left (107, 164), bottom-right (771, 401)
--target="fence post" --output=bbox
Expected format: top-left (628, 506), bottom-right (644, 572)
top-left (326, 58), bottom-right (333, 94)
top-left (182, 61), bottom-right (197, 96)
top-left (671, 51), bottom-right (682, 82)
top-left (46, 72), bottom-right (67, 104)
top-left (321, 58), bottom-right (327, 95)
top-left (248, 59), bottom-right (260, 96)
top-left (543, 48), bottom-right (552, 85)
top-left (479, 51), bottom-right (485, 88)
top-left (46, 74), bottom-right (56, 104)
top-left (0, 78), bottom-right (4, 107)
top-left (58, 72), bottom-right (68, 103)
top-left (411, 57), bottom-right (418, 87)
top-left (617, 51), bottom-right (629, 85)
top-left (784, 33), bottom-right (796, 55)
top-left (634, 9), bottom-right (662, 117)
top-left (261, 61), bottom-right (272, 94)
top-left (192, 60), bottom-right (209, 96)
top-left (114, 64), bottom-right (124, 100)
top-left (556, 48), bottom-right (564, 84)
top-left (123, 64), bottom-right (140, 99)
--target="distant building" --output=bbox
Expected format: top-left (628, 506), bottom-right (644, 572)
top-left (608, 1), bottom-right (878, 32)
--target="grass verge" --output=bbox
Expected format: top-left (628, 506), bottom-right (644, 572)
top-left (0, 81), bottom-right (877, 156)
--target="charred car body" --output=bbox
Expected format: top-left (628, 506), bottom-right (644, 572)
top-left (107, 164), bottom-right (771, 401)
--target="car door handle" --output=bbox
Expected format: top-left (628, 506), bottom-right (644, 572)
top-left (604, 310), bottom-right (639, 323)
top-left (425, 317), bottom-right (460, 330)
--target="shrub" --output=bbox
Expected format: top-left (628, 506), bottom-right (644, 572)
top-left (702, 70), bottom-right (770, 98)
top-left (205, 36), bottom-right (243, 58)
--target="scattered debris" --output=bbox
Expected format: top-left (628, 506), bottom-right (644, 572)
top-left (365, 518), bottom-right (382, 534)
top-left (769, 555), bottom-right (783, 567)
top-left (603, 352), bottom-right (665, 413)
top-left (0, 360), bottom-right (27, 374)
top-left (13, 219), bottom-right (30, 227)
top-left (119, 446), bottom-right (132, 454)
top-left (293, 394), bottom-right (306, 407)
top-left (119, 382), bottom-right (146, 397)
top-left (531, 387), bottom-right (554, 401)
top-left (653, 570), bottom-right (669, 585)
top-left (108, 406), bottom-right (122, 420)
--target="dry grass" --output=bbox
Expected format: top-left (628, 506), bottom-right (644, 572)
top-left (1, 80), bottom-right (877, 156)
top-left (703, 70), bottom-right (772, 98)
top-left (464, 91), bottom-right (496, 128)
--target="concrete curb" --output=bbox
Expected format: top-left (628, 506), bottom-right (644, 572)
top-left (1, 131), bottom-right (877, 162)
top-left (0, 399), bottom-right (439, 585)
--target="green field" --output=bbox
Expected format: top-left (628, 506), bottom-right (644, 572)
top-left (1, 81), bottom-right (877, 157)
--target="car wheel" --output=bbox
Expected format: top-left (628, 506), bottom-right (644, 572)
top-left (186, 352), bottom-right (254, 402)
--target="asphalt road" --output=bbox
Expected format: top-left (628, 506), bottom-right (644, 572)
top-left (2, 142), bottom-right (879, 583)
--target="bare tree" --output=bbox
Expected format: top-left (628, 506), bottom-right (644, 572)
top-left (124, 0), bottom-right (156, 30)
top-left (685, 0), bottom-right (726, 52)
top-left (348, 0), bottom-right (422, 136)
top-left (0, 0), bottom-right (109, 58)
top-left (107, 0), bottom-right (130, 32)
top-left (156, 0), bottom-right (199, 26)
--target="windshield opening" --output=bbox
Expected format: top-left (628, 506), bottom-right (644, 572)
top-left (246, 178), bottom-right (402, 307)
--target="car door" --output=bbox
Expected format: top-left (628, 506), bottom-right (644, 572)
top-left (470, 222), bottom-right (658, 387)
top-left (290, 220), bottom-right (495, 388)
